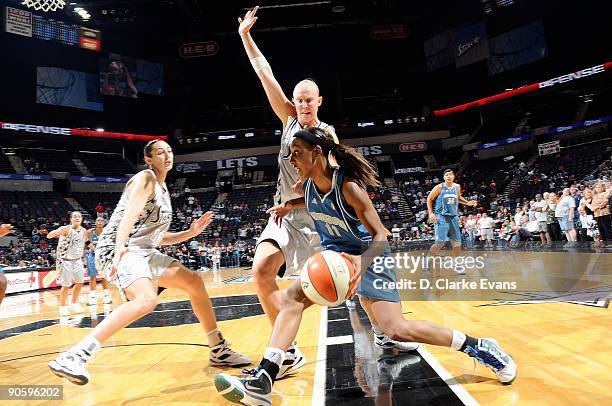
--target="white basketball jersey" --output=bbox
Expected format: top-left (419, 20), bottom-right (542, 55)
top-left (98, 170), bottom-right (172, 251)
top-left (57, 227), bottom-right (86, 260)
top-left (275, 116), bottom-right (328, 205)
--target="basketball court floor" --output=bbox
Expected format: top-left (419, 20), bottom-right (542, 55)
top-left (1, 248), bottom-right (610, 405)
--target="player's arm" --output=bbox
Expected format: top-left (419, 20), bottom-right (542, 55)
top-left (266, 197), bottom-right (306, 226)
top-left (426, 184), bottom-right (442, 223)
top-left (0, 224), bottom-right (13, 237)
top-left (238, 6), bottom-right (295, 126)
top-left (457, 185), bottom-right (476, 206)
top-left (47, 225), bottom-right (69, 239)
top-left (114, 171), bottom-right (156, 252)
top-left (84, 229), bottom-right (95, 252)
top-left (159, 211), bottom-right (215, 246)
top-left (343, 180), bottom-right (391, 293)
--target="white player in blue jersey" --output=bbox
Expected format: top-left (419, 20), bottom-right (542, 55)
top-left (215, 128), bottom-right (516, 405)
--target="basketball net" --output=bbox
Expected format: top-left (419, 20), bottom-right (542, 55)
top-left (22, 0), bottom-right (66, 12)
top-left (37, 70), bottom-right (76, 106)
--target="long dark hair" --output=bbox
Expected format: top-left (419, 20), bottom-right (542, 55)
top-left (296, 127), bottom-right (381, 188)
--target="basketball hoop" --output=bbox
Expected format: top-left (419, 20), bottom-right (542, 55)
top-left (22, 0), bottom-right (66, 12)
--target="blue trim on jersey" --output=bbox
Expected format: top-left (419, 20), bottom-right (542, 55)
top-left (304, 169), bottom-right (371, 255)
top-left (434, 183), bottom-right (459, 216)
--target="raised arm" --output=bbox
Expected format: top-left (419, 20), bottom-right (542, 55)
top-left (238, 6), bottom-right (295, 126)
top-left (47, 225), bottom-right (69, 239)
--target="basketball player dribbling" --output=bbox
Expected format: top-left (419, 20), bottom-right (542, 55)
top-left (47, 211), bottom-right (87, 316)
top-left (48, 140), bottom-right (250, 385)
top-left (215, 128), bottom-right (516, 405)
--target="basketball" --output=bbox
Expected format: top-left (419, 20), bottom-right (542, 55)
top-left (301, 250), bottom-right (356, 307)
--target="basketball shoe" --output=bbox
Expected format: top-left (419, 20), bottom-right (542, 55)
top-left (209, 340), bottom-right (252, 367)
top-left (374, 330), bottom-right (419, 352)
top-left (463, 338), bottom-right (517, 384)
top-left (215, 367), bottom-right (272, 406)
top-left (277, 342), bottom-right (305, 379)
top-left (48, 348), bottom-right (93, 385)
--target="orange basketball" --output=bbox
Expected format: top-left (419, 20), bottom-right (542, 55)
top-left (301, 251), bottom-right (356, 307)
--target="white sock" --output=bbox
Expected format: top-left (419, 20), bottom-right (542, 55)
top-left (206, 329), bottom-right (224, 347)
top-left (450, 330), bottom-right (466, 351)
top-left (372, 324), bottom-right (384, 336)
top-left (73, 334), bottom-right (100, 360)
top-left (264, 347), bottom-right (285, 368)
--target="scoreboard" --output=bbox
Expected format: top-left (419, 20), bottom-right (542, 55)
top-left (5, 6), bottom-right (100, 51)
top-left (33, 15), bottom-right (80, 46)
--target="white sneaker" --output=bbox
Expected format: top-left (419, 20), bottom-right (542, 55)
top-left (59, 306), bottom-right (70, 317)
top-left (87, 296), bottom-right (97, 306)
top-left (70, 303), bottom-right (85, 314)
top-left (103, 294), bottom-right (112, 304)
top-left (209, 340), bottom-right (252, 367)
top-left (277, 343), bottom-right (306, 379)
top-left (463, 338), bottom-right (517, 384)
top-left (374, 332), bottom-right (419, 352)
top-left (48, 350), bottom-right (91, 385)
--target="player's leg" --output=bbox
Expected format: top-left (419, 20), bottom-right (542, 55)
top-left (158, 260), bottom-right (250, 367)
top-left (69, 261), bottom-right (85, 313)
top-left (371, 300), bottom-right (516, 384)
top-left (49, 277), bottom-right (158, 385)
top-left (58, 265), bottom-right (72, 316)
top-left (87, 257), bottom-right (98, 305)
top-left (101, 277), bottom-right (112, 304)
top-left (0, 273), bottom-right (6, 306)
top-left (215, 280), bottom-right (313, 405)
top-left (251, 240), bottom-right (285, 325)
top-left (359, 296), bottom-right (419, 351)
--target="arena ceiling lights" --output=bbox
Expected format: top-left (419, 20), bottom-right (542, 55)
top-left (434, 61), bottom-right (612, 117)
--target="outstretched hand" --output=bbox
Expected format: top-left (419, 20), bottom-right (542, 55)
top-left (0, 224), bottom-right (14, 237)
top-left (189, 211), bottom-right (215, 237)
top-left (238, 6), bottom-right (259, 36)
top-left (266, 203), bottom-right (292, 226)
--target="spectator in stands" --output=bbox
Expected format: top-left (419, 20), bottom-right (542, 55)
top-left (544, 192), bottom-right (561, 242)
top-left (589, 183), bottom-right (611, 243)
top-left (532, 194), bottom-right (549, 244)
top-left (95, 203), bottom-right (105, 217)
top-left (555, 188), bottom-right (577, 242)
top-left (479, 212), bottom-right (494, 247)
top-left (577, 206), bottom-right (595, 243)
